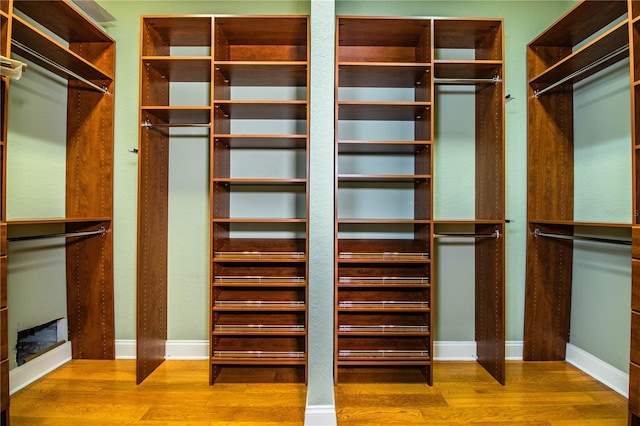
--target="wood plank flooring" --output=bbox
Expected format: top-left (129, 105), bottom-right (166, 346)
top-left (9, 360), bottom-right (628, 425)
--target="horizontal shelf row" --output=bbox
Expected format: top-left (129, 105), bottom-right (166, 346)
top-left (338, 325), bottom-right (429, 332)
top-left (212, 351), bottom-right (305, 359)
top-left (338, 301), bottom-right (430, 310)
top-left (337, 349), bottom-right (430, 360)
top-left (214, 300), bottom-right (305, 309)
top-left (139, 58), bottom-right (500, 86)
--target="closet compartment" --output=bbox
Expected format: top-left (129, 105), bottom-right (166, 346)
top-left (209, 15), bottom-right (309, 385)
top-left (524, 0), bottom-right (632, 362)
top-left (335, 15), bottom-right (434, 385)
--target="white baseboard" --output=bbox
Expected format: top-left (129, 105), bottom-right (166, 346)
top-left (115, 339), bottom-right (209, 360)
top-left (9, 341), bottom-right (72, 395)
top-left (565, 343), bottom-right (629, 397)
top-left (304, 405), bottom-right (337, 426)
top-left (434, 340), bottom-right (524, 361)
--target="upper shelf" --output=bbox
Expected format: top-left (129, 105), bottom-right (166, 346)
top-left (141, 16), bottom-right (212, 56)
top-left (338, 17), bottom-right (431, 63)
top-left (528, 20), bottom-right (629, 93)
top-left (143, 57), bottom-right (212, 82)
top-left (433, 19), bottom-right (503, 60)
top-left (11, 15), bottom-right (113, 81)
top-left (13, 0), bottom-right (114, 44)
top-left (528, 0), bottom-right (627, 48)
top-left (215, 16), bottom-right (308, 62)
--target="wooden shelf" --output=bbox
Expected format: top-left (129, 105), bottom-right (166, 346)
top-left (213, 276), bottom-right (306, 287)
top-left (338, 140), bottom-right (431, 154)
top-left (11, 15), bottom-right (113, 82)
top-left (434, 60), bottom-right (502, 80)
top-left (213, 178), bottom-right (306, 185)
top-left (142, 57), bottom-right (212, 82)
top-left (338, 173), bottom-right (430, 182)
top-left (434, 19), bottom-right (503, 55)
top-left (338, 101), bottom-right (430, 121)
top-left (141, 107), bottom-right (212, 125)
top-left (214, 100), bottom-right (307, 119)
top-left (529, 21), bottom-right (629, 93)
top-left (13, 0), bottom-right (114, 44)
top-left (337, 63), bottom-right (430, 88)
top-left (528, 219), bottom-right (632, 228)
top-left (141, 16), bottom-right (212, 56)
top-left (527, 1), bottom-right (627, 48)
top-left (214, 61), bottom-right (308, 87)
top-left (213, 134), bottom-right (307, 149)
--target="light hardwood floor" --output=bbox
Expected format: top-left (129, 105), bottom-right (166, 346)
top-left (10, 360), bottom-right (628, 425)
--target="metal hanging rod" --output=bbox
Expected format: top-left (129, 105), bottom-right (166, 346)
top-left (141, 119), bottom-right (211, 129)
top-left (434, 76), bottom-right (501, 85)
top-left (11, 40), bottom-right (108, 94)
top-left (8, 225), bottom-right (107, 243)
top-left (533, 44), bottom-right (629, 98)
top-left (433, 230), bottom-right (500, 239)
top-left (533, 228), bottom-right (631, 246)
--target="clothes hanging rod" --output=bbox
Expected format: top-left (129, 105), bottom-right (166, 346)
top-left (533, 228), bottom-right (631, 246)
top-left (142, 120), bottom-right (211, 128)
top-left (433, 230), bottom-right (500, 239)
top-left (434, 76), bottom-right (501, 85)
top-left (8, 226), bottom-right (107, 242)
top-left (11, 40), bottom-right (108, 94)
top-left (533, 44), bottom-right (629, 98)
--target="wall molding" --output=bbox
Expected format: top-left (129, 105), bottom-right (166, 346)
top-left (565, 343), bottom-right (629, 397)
top-left (304, 404), bottom-right (337, 426)
top-left (9, 341), bottom-right (72, 395)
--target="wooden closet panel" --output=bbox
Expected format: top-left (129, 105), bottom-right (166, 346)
top-left (527, 89), bottom-right (574, 220)
top-left (66, 81), bottom-right (115, 217)
top-left (523, 224), bottom-right (573, 360)
top-left (475, 83), bottom-right (504, 220)
top-left (136, 126), bottom-right (169, 384)
top-left (66, 222), bottom-right (114, 359)
top-left (475, 223), bottom-right (505, 384)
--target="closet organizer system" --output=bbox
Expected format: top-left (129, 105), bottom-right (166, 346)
top-left (334, 17), bottom-right (505, 385)
top-left (0, 0), bottom-right (115, 423)
top-left (521, 0), bottom-right (639, 423)
top-left (137, 15), bottom-right (310, 384)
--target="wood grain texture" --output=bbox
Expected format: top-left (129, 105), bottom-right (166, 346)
top-left (523, 224), bottom-right (574, 361)
top-left (8, 360), bottom-right (628, 425)
top-left (136, 124), bottom-right (169, 384)
top-left (474, 224), bottom-right (505, 385)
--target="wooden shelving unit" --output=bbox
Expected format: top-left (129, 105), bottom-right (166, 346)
top-left (522, 2), bottom-right (639, 423)
top-left (137, 14), bottom-right (309, 385)
top-left (334, 16), bottom-right (505, 385)
top-left (210, 15), bottom-right (309, 384)
top-left (1, 0), bottom-right (115, 421)
top-left (524, 0), bottom-right (630, 360)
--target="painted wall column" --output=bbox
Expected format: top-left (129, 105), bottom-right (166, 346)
top-left (306, 0), bottom-right (337, 424)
